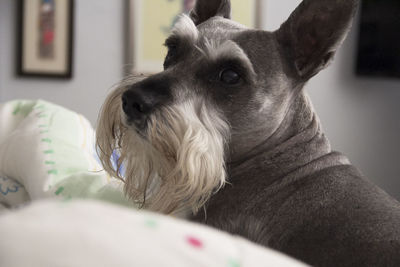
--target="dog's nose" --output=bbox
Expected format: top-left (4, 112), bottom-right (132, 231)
top-left (121, 89), bottom-right (154, 123)
top-left (121, 76), bottom-right (172, 125)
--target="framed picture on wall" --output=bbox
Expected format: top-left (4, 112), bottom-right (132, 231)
top-left (127, 0), bottom-right (261, 74)
top-left (17, 0), bottom-right (74, 78)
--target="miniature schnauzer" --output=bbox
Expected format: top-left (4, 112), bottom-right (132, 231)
top-left (97, 0), bottom-right (400, 265)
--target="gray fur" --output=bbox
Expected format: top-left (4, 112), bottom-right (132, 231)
top-left (114, 0), bottom-right (400, 265)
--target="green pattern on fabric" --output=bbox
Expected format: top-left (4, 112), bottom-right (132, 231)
top-left (227, 259), bottom-right (241, 267)
top-left (2, 99), bottom-right (136, 209)
top-left (12, 101), bottom-right (36, 117)
top-left (55, 187), bottom-right (64, 195)
top-left (144, 218), bottom-right (158, 228)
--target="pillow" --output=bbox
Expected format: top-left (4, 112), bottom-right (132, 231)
top-left (0, 100), bottom-right (132, 207)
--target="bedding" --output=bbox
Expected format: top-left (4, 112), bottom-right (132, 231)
top-left (0, 99), bottom-right (132, 208)
top-left (0, 99), bottom-right (307, 266)
top-left (0, 199), bottom-right (306, 267)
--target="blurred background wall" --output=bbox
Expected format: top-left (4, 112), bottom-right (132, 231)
top-left (0, 0), bottom-right (125, 124)
top-left (0, 0), bottom-right (399, 199)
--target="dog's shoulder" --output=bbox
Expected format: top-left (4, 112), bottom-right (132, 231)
top-left (270, 164), bottom-right (400, 266)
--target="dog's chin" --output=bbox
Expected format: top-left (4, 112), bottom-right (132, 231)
top-left (97, 93), bottom-right (230, 215)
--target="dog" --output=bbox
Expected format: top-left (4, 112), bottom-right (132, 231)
top-left (96, 0), bottom-right (400, 266)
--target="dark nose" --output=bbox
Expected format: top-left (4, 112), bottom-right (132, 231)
top-left (122, 89), bottom-right (152, 119)
top-left (121, 89), bottom-right (157, 126)
top-left (121, 76), bottom-right (172, 125)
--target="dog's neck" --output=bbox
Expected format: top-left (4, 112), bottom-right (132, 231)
top-left (227, 91), bottom-right (348, 186)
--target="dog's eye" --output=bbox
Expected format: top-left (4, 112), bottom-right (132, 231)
top-left (163, 42), bottom-right (179, 69)
top-left (166, 44), bottom-right (177, 57)
top-left (219, 69), bottom-right (241, 85)
top-left (163, 35), bottom-right (185, 69)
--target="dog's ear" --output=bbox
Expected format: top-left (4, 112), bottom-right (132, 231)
top-left (189, 0), bottom-right (231, 26)
top-left (276, 0), bottom-right (359, 80)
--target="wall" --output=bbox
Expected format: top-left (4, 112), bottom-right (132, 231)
top-left (0, 0), bottom-right (125, 124)
top-left (264, 0), bottom-right (400, 199)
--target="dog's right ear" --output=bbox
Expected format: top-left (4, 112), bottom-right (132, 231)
top-left (189, 0), bottom-right (231, 26)
top-left (276, 0), bottom-right (359, 80)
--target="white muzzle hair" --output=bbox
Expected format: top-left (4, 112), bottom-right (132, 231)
top-left (96, 77), bottom-right (230, 214)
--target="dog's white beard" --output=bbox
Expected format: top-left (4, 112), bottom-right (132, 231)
top-left (96, 85), bottom-right (229, 214)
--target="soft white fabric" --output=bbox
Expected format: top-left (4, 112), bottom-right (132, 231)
top-left (0, 99), bottom-right (103, 199)
top-left (0, 200), bottom-right (307, 267)
top-left (0, 100), bottom-right (132, 208)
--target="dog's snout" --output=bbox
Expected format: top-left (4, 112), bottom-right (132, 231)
top-left (122, 91), bottom-right (144, 114)
top-left (121, 76), bottom-right (172, 126)
top-left (121, 89), bottom-right (153, 123)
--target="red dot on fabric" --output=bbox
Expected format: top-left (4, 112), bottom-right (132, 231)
top-left (186, 236), bottom-right (203, 249)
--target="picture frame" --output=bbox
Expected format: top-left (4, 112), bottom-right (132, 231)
top-left (127, 0), bottom-right (261, 74)
top-left (17, 0), bottom-right (74, 79)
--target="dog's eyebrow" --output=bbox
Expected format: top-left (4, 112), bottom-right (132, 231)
top-left (171, 14), bottom-right (199, 43)
top-left (199, 39), bottom-right (255, 75)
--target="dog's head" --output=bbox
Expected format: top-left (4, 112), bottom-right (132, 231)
top-left (97, 0), bottom-right (358, 214)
